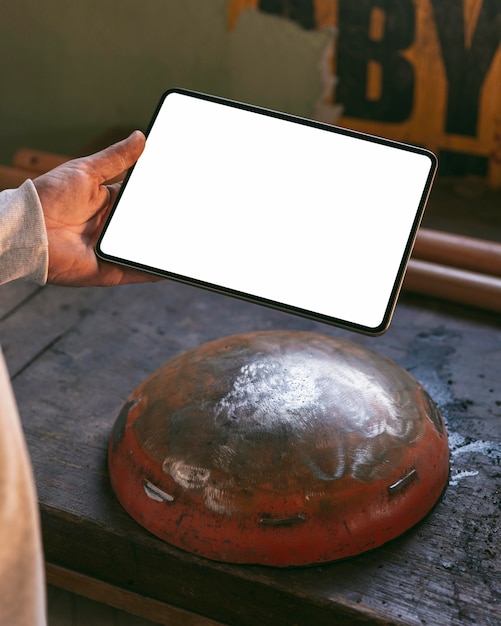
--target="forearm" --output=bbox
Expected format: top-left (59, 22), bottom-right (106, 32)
top-left (0, 180), bottom-right (48, 285)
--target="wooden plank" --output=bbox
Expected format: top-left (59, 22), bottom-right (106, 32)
top-left (0, 280), bottom-right (39, 320)
top-left (47, 585), bottom-right (147, 626)
top-left (12, 148), bottom-right (68, 173)
top-left (404, 182), bottom-right (501, 312)
top-left (10, 278), bottom-right (501, 626)
top-left (0, 284), bottom-right (108, 377)
top-left (0, 164), bottom-right (39, 190)
top-left (47, 565), bottom-right (226, 626)
top-left (421, 179), bottom-right (501, 241)
top-left (3, 179), bottom-right (499, 626)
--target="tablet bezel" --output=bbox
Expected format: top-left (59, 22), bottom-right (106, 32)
top-left (96, 88), bottom-right (437, 335)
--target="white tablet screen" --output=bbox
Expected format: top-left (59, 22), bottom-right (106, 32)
top-left (97, 89), bottom-right (437, 334)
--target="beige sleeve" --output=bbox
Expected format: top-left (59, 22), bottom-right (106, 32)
top-left (0, 349), bottom-right (46, 625)
top-left (0, 182), bottom-right (49, 622)
top-left (0, 180), bottom-right (48, 286)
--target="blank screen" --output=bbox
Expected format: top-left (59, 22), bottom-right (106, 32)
top-left (97, 89), bottom-right (436, 334)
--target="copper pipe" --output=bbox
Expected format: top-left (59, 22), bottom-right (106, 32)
top-left (414, 228), bottom-right (501, 278)
top-left (404, 258), bottom-right (501, 313)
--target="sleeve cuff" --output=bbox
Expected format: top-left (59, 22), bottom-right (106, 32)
top-left (0, 180), bottom-right (49, 286)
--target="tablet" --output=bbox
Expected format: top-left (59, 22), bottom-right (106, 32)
top-left (96, 89), bottom-right (437, 335)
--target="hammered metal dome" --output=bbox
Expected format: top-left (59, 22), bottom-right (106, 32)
top-left (108, 331), bottom-right (449, 566)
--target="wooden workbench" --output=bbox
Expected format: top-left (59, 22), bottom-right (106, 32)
top-left (1, 181), bottom-right (500, 626)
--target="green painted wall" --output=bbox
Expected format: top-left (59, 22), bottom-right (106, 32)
top-left (0, 1), bottom-right (331, 162)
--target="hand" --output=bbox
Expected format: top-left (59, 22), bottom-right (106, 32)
top-left (33, 131), bottom-right (160, 287)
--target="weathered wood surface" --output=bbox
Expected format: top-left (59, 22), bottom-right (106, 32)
top-left (47, 583), bottom-right (164, 626)
top-left (47, 569), bottom-right (224, 626)
top-left (0, 182), bottom-right (500, 626)
top-left (1, 272), bottom-right (500, 626)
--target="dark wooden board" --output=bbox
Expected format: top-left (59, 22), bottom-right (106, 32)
top-left (422, 179), bottom-right (501, 242)
top-left (0, 282), bottom-right (108, 377)
top-left (3, 277), bottom-right (500, 626)
top-left (0, 280), bottom-right (38, 320)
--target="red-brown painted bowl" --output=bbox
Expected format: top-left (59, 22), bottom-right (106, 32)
top-left (109, 331), bottom-right (449, 566)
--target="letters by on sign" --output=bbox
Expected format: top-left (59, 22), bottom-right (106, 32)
top-left (228, 0), bottom-right (501, 186)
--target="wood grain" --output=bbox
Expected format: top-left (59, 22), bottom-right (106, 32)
top-left (12, 148), bottom-right (68, 173)
top-left (47, 567), bottom-right (223, 626)
top-left (0, 164), bottom-right (40, 190)
top-left (0, 283), bottom-right (107, 377)
top-left (47, 584), bottom-right (163, 626)
top-left (1, 169), bottom-right (500, 625)
top-left (6, 278), bottom-right (500, 626)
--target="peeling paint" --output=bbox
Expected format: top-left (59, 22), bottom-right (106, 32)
top-left (447, 431), bottom-right (501, 486)
top-left (143, 479), bottom-right (174, 503)
top-left (449, 431), bottom-right (501, 461)
top-left (449, 470), bottom-right (479, 487)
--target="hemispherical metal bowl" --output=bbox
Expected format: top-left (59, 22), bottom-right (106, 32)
top-left (109, 331), bottom-right (449, 566)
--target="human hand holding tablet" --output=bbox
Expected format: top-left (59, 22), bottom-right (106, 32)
top-left (96, 89), bottom-right (437, 335)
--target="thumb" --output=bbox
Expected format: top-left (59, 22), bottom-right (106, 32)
top-left (84, 130), bottom-right (146, 183)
